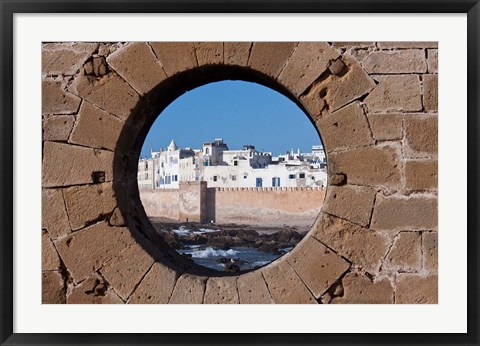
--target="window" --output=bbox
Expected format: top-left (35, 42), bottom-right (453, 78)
top-left (213, 176), bottom-right (218, 182)
top-left (299, 173), bottom-right (306, 179)
top-left (205, 148), bottom-right (209, 155)
top-left (174, 175), bottom-right (178, 182)
top-left (272, 177), bottom-right (280, 187)
top-left (145, 162), bottom-right (148, 169)
top-left (289, 174), bottom-right (296, 179)
top-left (231, 175), bottom-right (237, 181)
top-left (256, 178), bottom-right (263, 187)
top-left (145, 173), bottom-right (148, 179)
top-left (234, 160), bottom-right (238, 166)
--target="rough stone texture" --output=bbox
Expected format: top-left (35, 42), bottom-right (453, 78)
top-left (149, 42), bottom-right (197, 76)
top-left (55, 221), bottom-right (136, 283)
top-left (262, 260), bottom-right (316, 304)
top-left (316, 102), bottom-right (374, 153)
top-left (423, 232), bottom-right (438, 271)
top-left (128, 262), bottom-right (179, 304)
top-left (42, 271), bottom-right (66, 304)
top-left (287, 237), bottom-right (350, 298)
top-left (204, 277), bottom-right (239, 304)
top-left (364, 75), bottom-right (422, 112)
top-left (109, 207), bottom-right (126, 226)
top-left (330, 273), bottom-right (394, 304)
top-left (377, 42), bottom-right (438, 49)
top-left (329, 173), bottom-right (347, 186)
top-left (248, 42), bottom-right (297, 79)
top-left (363, 50), bottom-right (427, 74)
top-left (328, 145), bottom-right (401, 187)
top-left (106, 42), bottom-right (167, 95)
top-left (42, 43), bottom-right (98, 76)
top-left (396, 274), bottom-right (438, 304)
top-left (371, 194), bottom-right (438, 231)
top-left (42, 80), bottom-right (81, 115)
top-left (367, 113), bottom-right (403, 141)
top-left (405, 160), bottom-right (438, 190)
top-left (332, 42), bottom-right (375, 49)
top-left (237, 271), bottom-right (272, 304)
top-left (278, 42), bottom-right (339, 96)
top-left (42, 230), bottom-right (61, 270)
top-left (427, 49), bottom-right (438, 73)
top-left (384, 232), bottom-right (422, 272)
top-left (323, 185), bottom-right (377, 227)
top-left (63, 182), bottom-right (117, 230)
top-left (43, 115), bottom-right (76, 141)
top-left (42, 141), bottom-right (114, 187)
top-left (194, 42), bottom-right (223, 65)
top-left (423, 74), bottom-right (438, 112)
top-left (67, 274), bottom-right (124, 304)
top-left (404, 115), bottom-right (438, 158)
top-left (42, 188), bottom-right (71, 239)
top-left (169, 274), bottom-right (207, 304)
top-left (314, 214), bottom-right (390, 274)
top-left (224, 42), bottom-right (251, 66)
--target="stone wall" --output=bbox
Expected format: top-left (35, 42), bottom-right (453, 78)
top-left (42, 42), bottom-right (437, 304)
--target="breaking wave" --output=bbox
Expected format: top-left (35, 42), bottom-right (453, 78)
top-left (189, 247), bottom-right (238, 258)
top-left (172, 226), bottom-right (220, 237)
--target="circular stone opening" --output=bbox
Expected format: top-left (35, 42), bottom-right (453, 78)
top-left (137, 80), bottom-right (327, 274)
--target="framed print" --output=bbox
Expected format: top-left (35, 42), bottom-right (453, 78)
top-left (1, 1), bottom-right (479, 345)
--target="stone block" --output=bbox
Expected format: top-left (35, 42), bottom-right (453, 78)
top-left (323, 185), bottom-right (377, 227)
top-left (128, 262), bottom-right (179, 304)
top-left (92, 56), bottom-right (108, 76)
top-left (329, 173), bottom-right (347, 186)
top-left (427, 49), bottom-right (438, 73)
top-left (42, 80), bottom-right (81, 115)
top-left (363, 50), bottom-right (427, 74)
top-left (328, 145), bottom-right (401, 187)
top-left (423, 74), bottom-right (438, 112)
top-left (194, 42), bottom-right (223, 65)
top-left (405, 160), bottom-right (438, 190)
top-left (55, 221), bottom-right (136, 283)
top-left (331, 42), bottom-right (375, 49)
top-left (42, 141), bottom-right (114, 187)
top-left (248, 42), bottom-right (297, 79)
top-left (367, 113), bottom-right (403, 141)
top-left (364, 75), bottom-right (422, 112)
top-left (68, 73), bottom-right (140, 121)
top-left (330, 273), bottom-right (394, 304)
top-left (287, 236), bottom-right (350, 298)
top-left (371, 194), bottom-right (438, 231)
top-left (224, 42), bottom-right (251, 66)
top-left (149, 42), bottom-right (197, 76)
top-left (63, 182), bottom-right (117, 230)
top-left (423, 232), bottom-right (438, 271)
top-left (384, 232), bottom-right (422, 272)
top-left (169, 274), bottom-right (207, 304)
top-left (314, 214), bottom-right (390, 274)
top-left (43, 115), bottom-right (76, 142)
top-left (42, 43), bottom-right (98, 76)
top-left (316, 102), bottom-right (374, 153)
top-left (42, 230), bottom-right (61, 270)
top-left (404, 114), bottom-right (438, 157)
top-left (262, 260), bottom-right (316, 304)
top-left (396, 274), bottom-right (438, 303)
top-left (107, 42), bottom-right (167, 95)
top-left (42, 271), bottom-right (65, 304)
top-left (204, 277), bottom-right (239, 304)
top-left (237, 271), bottom-right (272, 304)
top-left (377, 42), bottom-right (437, 49)
top-left (42, 188), bottom-right (71, 239)
top-left (278, 42), bottom-right (339, 96)
top-left (66, 273), bottom-right (124, 304)
top-left (109, 207), bottom-right (126, 226)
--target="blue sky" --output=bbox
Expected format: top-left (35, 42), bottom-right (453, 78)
top-left (140, 80), bottom-right (323, 158)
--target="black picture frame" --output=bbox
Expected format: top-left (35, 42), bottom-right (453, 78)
top-left (1, 1), bottom-right (479, 345)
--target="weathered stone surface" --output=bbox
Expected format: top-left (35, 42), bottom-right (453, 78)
top-left (67, 274), bottom-right (124, 304)
top-left (332, 42), bottom-right (375, 49)
top-left (42, 271), bottom-right (65, 304)
top-left (149, 42), bottom-right (197, 76)
top-left (237, 271), bottom-right (272, 304)
top-left (371, 194), bottom-right (438, 231)
top-left (316, 102), bottom-right (374, 153)
top-left (396, 274), bottom-right (438, 303)
top-left (330, 273), bottom-right (394, 304)
top-left (42, 141), bottom-right (114, 187)
top-left (55, 221), bottom-right (135, 283)
top-left (129, 262), bottom-right (179, 304)
top-left (404, 114), bottom-right (438, 157)
top-left (69, 74), bottom-right (140, 121)
top-left (384, 232), bottom-right (422, 272)
top-left (363, 50), bottom-right (427, 74)
top-left (204, 277), bottom-right (239, 304)
top-left (278, 42), bottom-right (339, 96)
top-left (423, 74), bottom-right (438, 112)
top-left (63, 182), bottom-right (117, 230)
top-left (42, 188), bottom-right (71, 239)
top-left (423, 232), bottom-right (438, 271)
top-left (107, 42), bottom-right (167, 95)
top-left (42, 230), bottom-right (61, 270)
top-left (287, 237), bottom-right (350, 298)
top-left (364, 75), bottom-right (422, 112)
top-left (169, 274), bottom-right (206, 304)
top-left (42, 43), bottom-right (98, 76)
top-left (194, 42), bottom-right (223, 65)
top-left (328, 145), bottom-right (401, 187)
top-left (367, 113), bottom-right (403, 141)
top-left (109, 207), bottom-right (126, 226)
top-left (314, 214), bottom-right (390, 274)
top-left (69, 102), bottom-right (125, 151)
top-left (329, 173), bottom-right (347, 186)
top-left (92, 56), bottom-right (108, 76)
top-left (224, 42), bottom-right (251, 66)
top-left (377, 42), bottom-right (437, 49)
top-left (323, 185), bottom-right (377, 227)
top-left (43, 115), bottom-right (76, 141)
top-left (427, 49), bottom-right (438, 73)
top-left (248, 42), bottom-right (297, 79)
top-left (405, 160), bottom-right (438, 190)
top-left (42, 80), bottom-right (81, 115)
top-left (262, 260), bottom-right (316, 304)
